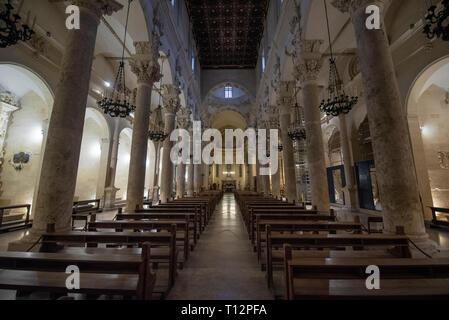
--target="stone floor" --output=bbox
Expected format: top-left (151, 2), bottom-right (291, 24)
top-left (1, 194), bottom-right (449, 300)
top-left (167, 193), bottom-right (273, 300)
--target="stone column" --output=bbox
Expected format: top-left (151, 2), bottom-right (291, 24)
top-left (175, 108), bottom-right (190, 198)
top-left (104, 118), bottom-right (121, 209)
top-left (186, 128), bottom-right (194, 196)
top-left (295, 39), bottom-right (330, 212)
top-left (278, 81), bottom-right (298, 203)
top-left (13, 0), bottom-right (122, 241)
top-left (151, 141), bottom-right (161, 203)
top-left (269, 107), bottom-right (281, 198)
top-left (159, 85), bottom-right (180, 203)
top-left (203, 164), bottom-right (209, 191)
top-left (339, 114), bottom-right (358, 209)
top-left (194, 165), bottom-right (202, 194)
top-left (126, 42), bottom-right (160, 211)
top-left (333, 0), bottom-right (429, 242)
top-left (95, 137), bottom-right (110, 203)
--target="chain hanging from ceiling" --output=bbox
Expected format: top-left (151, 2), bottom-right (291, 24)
top-left (98, 0), bottom-right (136, 118)
top-left (319, 0), bottom-right (358, 117)
top-left (149, 58), bottom-right (168, 142)
top-left (288, 86), bottom-right (307, 141)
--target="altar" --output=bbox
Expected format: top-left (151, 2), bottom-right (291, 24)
top-left (222, 180), bottom-right (236, 192)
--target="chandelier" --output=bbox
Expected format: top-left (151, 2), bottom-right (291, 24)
top-left (149, 58), bottom-right (168, 142)
top-left (288, 99), bottom-right (306, 141)
top-left (148, 105), bottom-right (168, 142)
top-left (1, 0), bottom-right (35, 48)
top-left (97, 0), bottom-right (136, 118)
top-left (319, 0), bottom-right (358, 117)
top-left (423, 0), bottom-right (449, 41)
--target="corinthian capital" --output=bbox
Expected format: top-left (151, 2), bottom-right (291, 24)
top-left (129, 41), bottom-right (161, 85)
top-left (293, 39), bottom-right (324, 83)
top-left (277, 81), bottom-right (295, 112)
top-left (162, 84), bottom-right (181, 115)
top-left (177, 107), bottom-right (192, 129)
top-left (67, 0), bottom-right (122, 18)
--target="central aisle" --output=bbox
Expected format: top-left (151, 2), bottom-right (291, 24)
top-left (167, 193), bottom-right (273, 300)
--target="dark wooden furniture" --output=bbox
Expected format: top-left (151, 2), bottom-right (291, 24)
top-left (283, 255), bottom-right (449, 300)
top-left (0, 204), bottom-right (32, 232)
top-left (265, 228), bottom-right (411, 289)
top-left (429, 206), bottom-right (449, 228)
top-left (0, 243), bottom-right (155, 300)
top-left (72, 199), bottom-right (103, 231)
top-left (88, 219), bottom-right (190, 261)
top-left (40, 230), bottom-right (177, 290)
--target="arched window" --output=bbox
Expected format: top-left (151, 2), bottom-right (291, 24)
top-left (261, 49), bottom-right (266, 72)
top-left (225, 86), bottom-right (233, 99)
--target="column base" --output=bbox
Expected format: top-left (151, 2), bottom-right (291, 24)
top-left (103, 186), bottom-right (119, 210)
top-left (407, 233), bottom-right (443, 258)
top-left (7, 226), bottom-right (72, 252)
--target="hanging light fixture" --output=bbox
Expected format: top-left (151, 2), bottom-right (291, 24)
top-left (148, 105), bottom-right (168, 141)
top-left (319, 0), bottom-right (358, 117)
top-left (423, 0), bottom-right (449, 41)
top-left (149, 58), bottom-right (168, 142)
top-left (1, 0), bottom-right (36, 48)
top-left (288, 89), bottom-right (307, 141)
top-left (98, 0), bottom-right (136, 118)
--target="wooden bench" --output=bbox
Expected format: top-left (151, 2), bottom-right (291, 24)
top-left (265, 227), bottom-right (411, 289)
top-left (72, 199), bottom-right (103, 231)
top-left (256, 220), bottom-right (362, 262)
top-left (136, 206), bottom-right (203, 234)
top-left (429, 206), bottom-right (449, 229)
top-left (88, 219), bottom-right (190, 262)
top-left (116, 212), bottom-right (198, 247)
top-left (0, 204), bottom-right (32, 232)
top-left (284, 255), bottom-right (449, 300)
top-left (0, 243), bottom-right (155, 300)
top-left (39, 231), bottom-right (177, 290)
top-left (248, 208), bottom-right (320, 242)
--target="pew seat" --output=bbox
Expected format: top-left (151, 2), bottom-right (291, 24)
top-left (0, 246), bottom-right (155, 300)
top-left (285, 257), bottom-right (449, 300)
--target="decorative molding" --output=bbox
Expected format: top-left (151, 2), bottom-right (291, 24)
top-left (438, 151), bottom-right (449, 169)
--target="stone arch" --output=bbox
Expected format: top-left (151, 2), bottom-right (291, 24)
top-left (115, 127), bottom-right (133, 200)
top-left (74, 108), bottom-right (110, 201)
top-left (0, 63), bottom-right (54, 211)
top-left (406, 56), bottom-right (449, 217)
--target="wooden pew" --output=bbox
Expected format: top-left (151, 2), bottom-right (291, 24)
top-left (137, 206), bottom-right (204, 233)
top-left (116, 212), bottom-right (198, 247)
top-left (39, 230), bottom-right (177, 290)
top-left (0, 204), bottom-right (32, 232)
top-left (72, 199), bottom-right (103, 231)
top-left (283, 254), bottom-right (449, 300)
top-left (256, 219), bottom-right (362, 262)
top-left (88, 219), bottom-right (190, 262)
top-left (0, 243), bottom-right (155, 300)
top-left (265, 226), bottom-right (411, 289)
top-left (248, 208), bottom-right (320, 242)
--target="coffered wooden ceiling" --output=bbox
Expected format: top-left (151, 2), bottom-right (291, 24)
top-left (185, 0), bottom-right (270, 69)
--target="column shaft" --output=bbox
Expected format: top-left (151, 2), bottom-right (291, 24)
top-left (31, 7), bottom-right (103, 234)
top-left (302, 82), bottom-right (330, 211)
top-left (280, 113), bottom-right (297, 202)
top-left (160, 113), bottom-right (176, 203)
top-left (347, 1), bottom-right (426, 236)
top-left (126, 83), bottom-right (153, 211)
